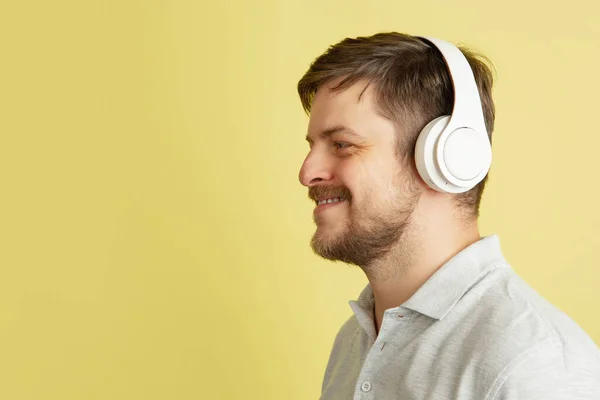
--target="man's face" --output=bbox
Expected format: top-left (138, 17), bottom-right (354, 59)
top-left (299, 80), bottom-right (422, 266)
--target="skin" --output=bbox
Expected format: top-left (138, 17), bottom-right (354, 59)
top-left (299, 78), bottom-right (481, 333)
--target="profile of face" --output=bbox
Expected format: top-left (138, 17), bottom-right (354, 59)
top-left (299, 80), bottom-right (422, 267)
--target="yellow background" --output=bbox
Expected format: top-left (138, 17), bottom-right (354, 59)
top-left (1, 0), bottom-right (599, 398)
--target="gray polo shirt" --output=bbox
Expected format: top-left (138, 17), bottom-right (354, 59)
top-left (320, 235), bottom-right (600, 399)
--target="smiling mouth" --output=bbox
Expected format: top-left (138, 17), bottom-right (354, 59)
top-left (316, 196), bottom-right (345, 206)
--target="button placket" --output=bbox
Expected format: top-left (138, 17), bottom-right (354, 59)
top-left (355, 309), bottom-right (412, 398)
top-left (361, 381), bottom-right (372, 392)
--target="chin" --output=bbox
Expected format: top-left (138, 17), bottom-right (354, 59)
top-left (312, 224), bottom-right (345, 249)
top-left (312, 229), bottom-right (332, 246)
top-left (315, 220), bottom-right (345, 237)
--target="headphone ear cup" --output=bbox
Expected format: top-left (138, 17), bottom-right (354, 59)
top-left (415, 116), bottom-right (451, 192)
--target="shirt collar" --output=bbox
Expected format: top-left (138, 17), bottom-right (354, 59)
top-left (349, 235), bottom-right (508, 325)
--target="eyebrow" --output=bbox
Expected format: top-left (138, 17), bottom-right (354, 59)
top-left (305, 125), bottom-right (363, 143)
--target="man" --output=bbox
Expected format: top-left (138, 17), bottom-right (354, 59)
top-left (297, 32), bottom-right (600, 399)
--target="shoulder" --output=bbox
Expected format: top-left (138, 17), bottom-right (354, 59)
top-left (448, 265), bottom-right (600, 397)
top-left (490, 337), bottom-right (600, 399)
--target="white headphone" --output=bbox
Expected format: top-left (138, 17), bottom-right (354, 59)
top-left (414, 37), bottom-right (492, 194)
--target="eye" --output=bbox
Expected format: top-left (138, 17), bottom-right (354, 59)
top-left (334, 142), bottom-right (351, 150)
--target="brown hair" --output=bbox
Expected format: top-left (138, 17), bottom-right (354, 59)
top-left (297, 32), bottom-right (495, 219)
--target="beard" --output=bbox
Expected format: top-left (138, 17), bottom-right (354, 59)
top-left (309, 178), bottom-right (420, 267)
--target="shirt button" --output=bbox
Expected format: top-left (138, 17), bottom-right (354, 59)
top-left (361, 381), bottom-right (372, 392)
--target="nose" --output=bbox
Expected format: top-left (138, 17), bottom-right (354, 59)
top-left (299, 150), bottom-right (334, 187)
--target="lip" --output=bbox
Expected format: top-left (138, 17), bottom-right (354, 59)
top-left (314, 199), bottom-right (346, 214)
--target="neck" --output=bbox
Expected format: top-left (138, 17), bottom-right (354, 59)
top-left (363, 210), bottom-right (481, 334)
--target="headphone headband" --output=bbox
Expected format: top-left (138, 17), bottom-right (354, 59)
top-left (418, 37), bottom-right (488, 136)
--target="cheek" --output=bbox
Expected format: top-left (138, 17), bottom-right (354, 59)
top-left (336, 162), bottom-right (364, 195)
top-left (336, 153), bottom-right (400, 200)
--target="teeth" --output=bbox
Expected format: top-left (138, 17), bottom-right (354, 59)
top-left (317, 197), bottom-right (345, 206)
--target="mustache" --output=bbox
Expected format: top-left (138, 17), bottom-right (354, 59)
top-left (308, 186), bottom-right (353, 203)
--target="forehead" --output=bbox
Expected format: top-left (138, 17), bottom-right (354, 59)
top-left (307, 79), bottom-right (396, 141)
